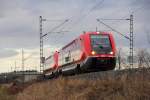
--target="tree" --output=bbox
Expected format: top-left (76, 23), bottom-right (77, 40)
top-left (137, 49), bottom-right (150, 68)
top-left (117, 48), bottom-right (128, 69)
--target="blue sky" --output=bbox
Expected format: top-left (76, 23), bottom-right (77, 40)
top-left (0, 0), bottom-right (150, 72)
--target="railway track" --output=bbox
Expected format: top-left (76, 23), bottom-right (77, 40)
top-left (66, 67), bottom-right (150, 80)
top-left (13, 67), bottom-right (149, 83)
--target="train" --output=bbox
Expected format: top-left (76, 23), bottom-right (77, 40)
top-left (43, 31), bottom-right (116, 77)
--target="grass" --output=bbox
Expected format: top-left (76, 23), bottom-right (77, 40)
top-left (16, 72), bottom-right (150, 100)
top-left (0, 84), bottom-right (16, 100)
top-left (0, 69), bottom-right (150, 100)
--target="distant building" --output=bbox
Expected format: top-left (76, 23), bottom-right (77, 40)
top-left (0, 70), bottom-right (41, 83)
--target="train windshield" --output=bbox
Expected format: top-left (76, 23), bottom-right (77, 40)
top-left (90, 34), bottom-right (112, 54)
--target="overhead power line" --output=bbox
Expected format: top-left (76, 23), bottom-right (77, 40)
top-left (42, 19), bottom-right (68, 22)
top-left (99, 18), bottom-right (130, 20)
top-left (80, 0), bottom-right (104, 20)
top-left (131, 4), bottom-right (147, 14)
top-left (43, 19), bottom-right (69, 37)
top-left (101, 0), bottom-right (147, 31)
top-left (97, 19), bottom-right (130, 40)
top-left (42, 31), bottom-right (69, 38)
top-left (67, 0), bottom-right (105, 31)
top-left (89, 0), bottom-right (105, 12)
top-left (24, 53), bottom-right (35, 61)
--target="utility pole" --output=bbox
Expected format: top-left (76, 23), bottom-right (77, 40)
top-left (39, 16), bottom-right (45, 73)
top-left (129, 14), bottom-right (134, 68)
top-left (118, 48), bottom-right (121, 70)
top-left (14, 61), bottom-right (16, 72)
top-left (22, 49), bottom-right (24, 83)
top-left (11, 66), bottom-right (13, 72)
top-left (96, 27), bottom-right (98, 32)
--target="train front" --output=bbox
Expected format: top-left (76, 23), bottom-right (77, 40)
top-left (82, 32), bottom-right (116, 71)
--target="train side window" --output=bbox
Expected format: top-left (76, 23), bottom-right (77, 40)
top-left (65, 56), bottom-right (70, 62)
top-left (65, 51), bottom-right (71, 62)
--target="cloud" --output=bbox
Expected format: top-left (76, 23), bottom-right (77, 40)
top-left (0, 49), bottom-right (18, 58)
top-left (131, 0), bottom-right (150, 8)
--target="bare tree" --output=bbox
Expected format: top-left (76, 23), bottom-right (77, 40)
top-left (117, 48), bottom-right (128, 70)
top-left (117, 48), bottom-right (121, 70)
top-left (137, 49), bottom-right (150, 68)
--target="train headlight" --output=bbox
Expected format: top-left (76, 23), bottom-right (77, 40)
top-left (109, 51), bottom-right (113, 54)
top-left (91, 51), bottom-right (96, 55)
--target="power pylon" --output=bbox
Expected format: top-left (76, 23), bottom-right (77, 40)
top-left (39, 16), bottom-right (45, 73)
top-left (129, 14), bottom-right (134, 68)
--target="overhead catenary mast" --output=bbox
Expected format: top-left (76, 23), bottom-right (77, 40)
top-left (22, 49), bottom-right (24, 72)
top-left (129, 14), bottom-right (133, 68)
top-left (39, 16), bottom-right (45, 73)
top-left (22, 49), bottom-right (25, 83)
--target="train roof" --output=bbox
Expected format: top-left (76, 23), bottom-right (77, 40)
top-left (81, 31), bottom-right (112, 35)
top-left (60, 31), bottom-right (113, 50)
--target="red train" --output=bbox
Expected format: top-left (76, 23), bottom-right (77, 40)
top-left (44, 31), bottom-right (116, 77)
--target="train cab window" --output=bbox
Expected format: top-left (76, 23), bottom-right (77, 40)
top-left (90, 35), bottom-right (112, 54)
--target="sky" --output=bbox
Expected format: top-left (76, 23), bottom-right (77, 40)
top-left (0, 0), bottom-right (150, 73)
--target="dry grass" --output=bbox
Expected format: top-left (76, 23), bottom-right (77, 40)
top-left (16, 73), bottom-right (150, 100)
top-left (0, 84), bottom-right (17, 100)
top-left (0, 70), bottom-right (150, 100)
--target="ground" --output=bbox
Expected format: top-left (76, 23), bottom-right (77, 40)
top-left (0, 68), bottom-right (150, 100)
